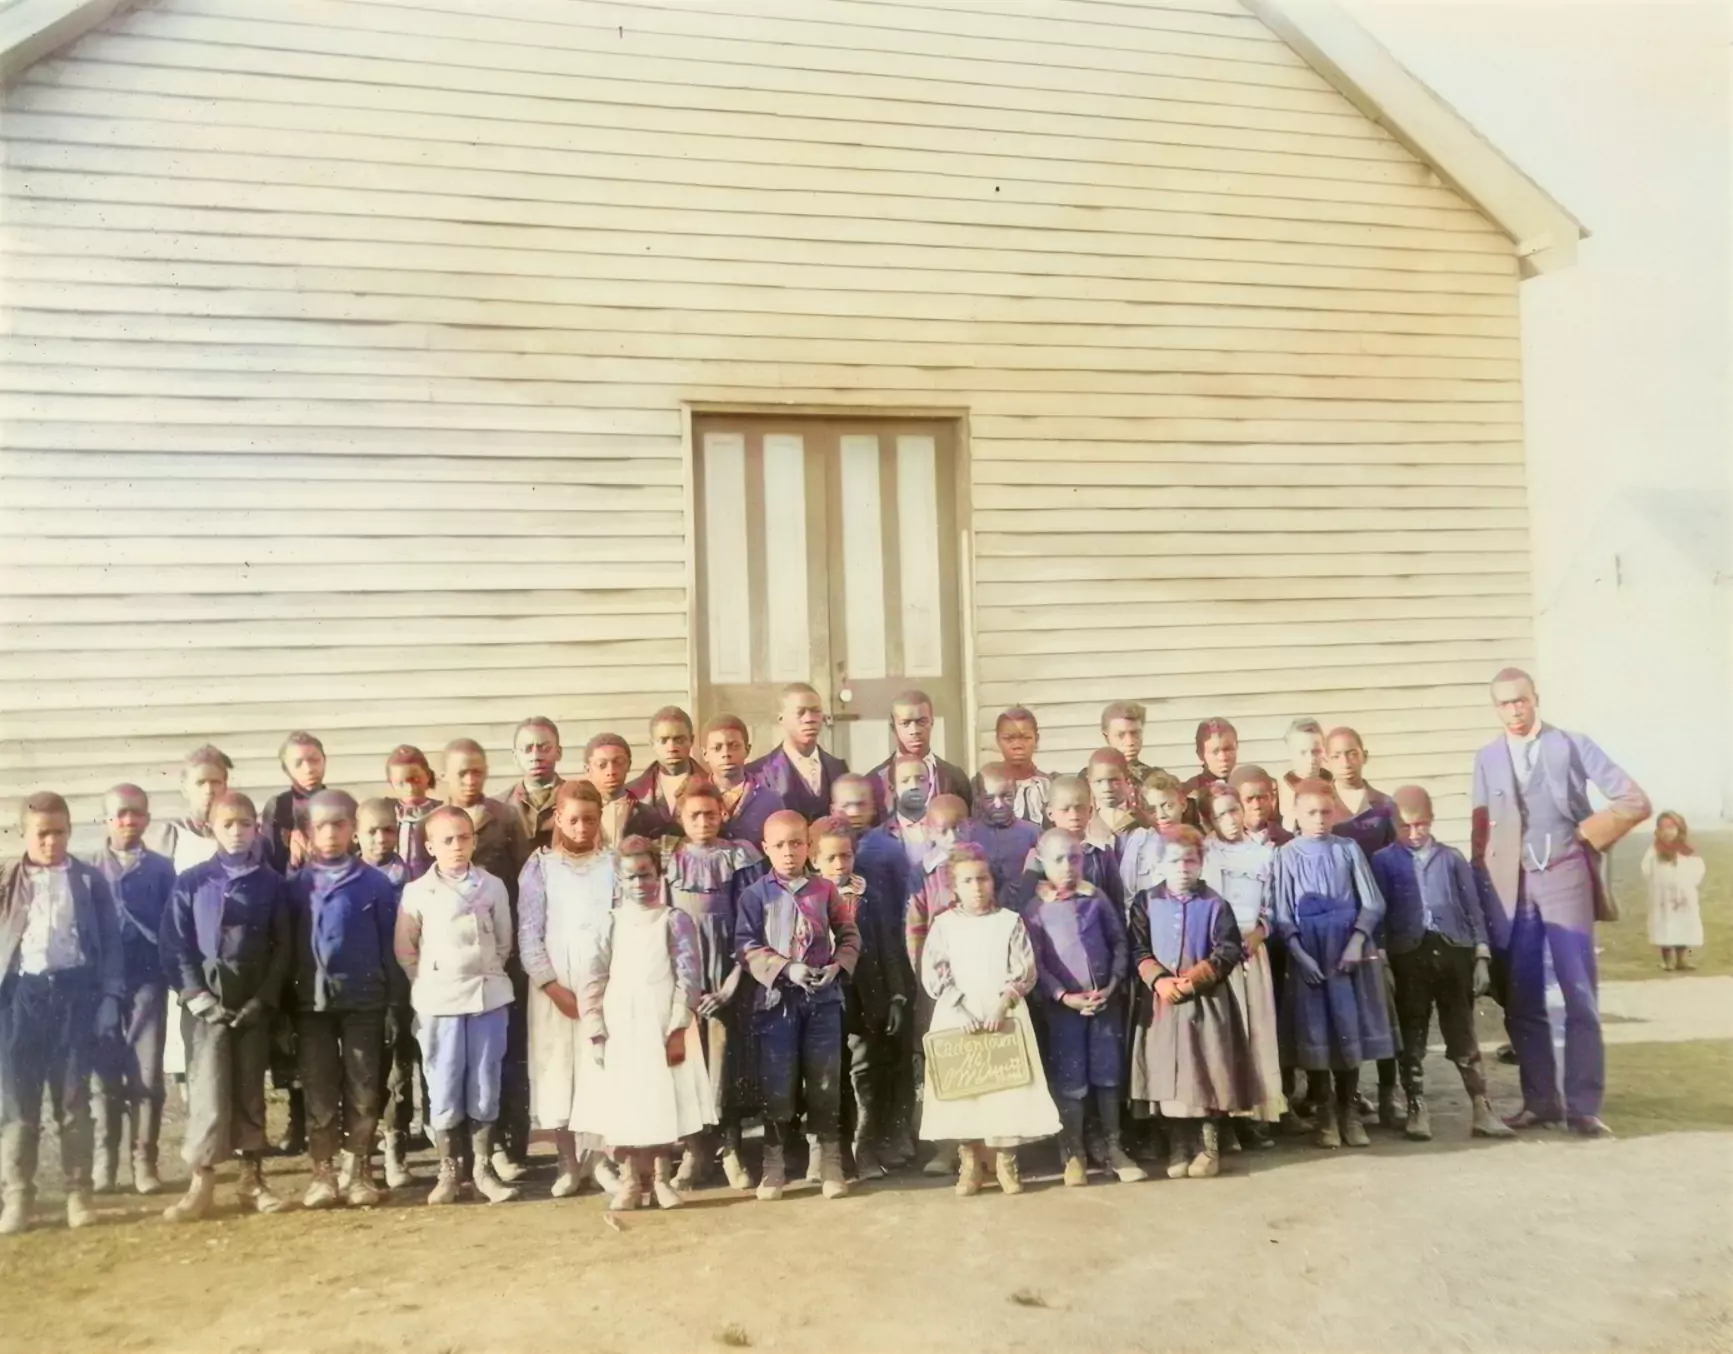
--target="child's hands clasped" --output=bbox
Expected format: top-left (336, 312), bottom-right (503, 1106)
top-left (1154, 976), bottom-right (1185, 1006)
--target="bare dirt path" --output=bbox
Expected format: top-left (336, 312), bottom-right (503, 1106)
top-left (2, 981), bottom-right (1729, 1353)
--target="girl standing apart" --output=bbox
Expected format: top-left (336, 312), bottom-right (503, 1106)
top-left (1644, 813), bottom-right (1705, 971)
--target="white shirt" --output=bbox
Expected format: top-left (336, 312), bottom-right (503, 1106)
top-left (19, 863), bottom-right (81, 975)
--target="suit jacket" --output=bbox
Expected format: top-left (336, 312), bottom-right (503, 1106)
top-left (1470, 724), bottom-right (1649, 948)
top-left (623, 763), bottom-right (710, 839)
top-left (0, 856), bottom-right (127, 1001)
top-left (747, 745), bottom-right (849, 823)
top-left (869, 753), bottom-right (973, 816)
top-left (465, 797), bottom-right (528, 904)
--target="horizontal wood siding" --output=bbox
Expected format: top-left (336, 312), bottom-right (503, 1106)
top-left (0, 0), bottom-right (1527, 837)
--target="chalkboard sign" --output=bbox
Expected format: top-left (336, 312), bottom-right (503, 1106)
top-left (923, 1025), bottom-right (1033, 1101)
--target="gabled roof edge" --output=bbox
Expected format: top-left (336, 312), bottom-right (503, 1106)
top-left (1244, 0), bottom-right (1588, 277)
top-left (1, 0), bottom-right (135, 86)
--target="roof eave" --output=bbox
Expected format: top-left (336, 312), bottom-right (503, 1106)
top-left (1244, 0), bottom-right (1588, 277)
top-left (1, 0), bottom-right (134, 86)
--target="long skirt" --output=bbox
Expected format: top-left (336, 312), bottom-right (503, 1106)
top-left (1279, 894), bottom-right (1397, 1071)
top-left (1225, 946), bottom-right (1285, 1121)
top-left (1129, 984), bottom-right (1255, 1117)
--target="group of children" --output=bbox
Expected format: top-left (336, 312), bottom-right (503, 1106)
top-left (0, 688), bottom-right (1690, 1233)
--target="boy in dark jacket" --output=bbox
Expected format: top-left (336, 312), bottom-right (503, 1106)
top-left (288, 791), bottom-right (404, 1208)
top-left (159, 792), bottom-right (293, 1223)
top-left (87, 784), bottom-right (178, 1197)
top-left (1, 792), bottom-right (126, 1236)
top-left (1370, 786), bottom-right (1516, 1143)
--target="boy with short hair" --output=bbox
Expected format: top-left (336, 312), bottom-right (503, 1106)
top-left (87, 784), bottom-right (177, 1196)
top-left (1091, 701), bottom-right (1158, 785)
top-left (700, 715), bottom-right (786, 846)
top-left (1, 792), bottom-right (126, 1234)
top-left (869, 689), bottom-right (971, 817)
top-left (735, 810), bottom-right (861, 1200)
top-left (749, 684), bottom-right (850, 822)
top-left (979, 707), bottom-right (1049, 826)
top-left (1022, 828), bottom-right (1140, 1186)
top-left (287, 790), bottom-right (403, 1208)
top-left (626, 706), bottom-right (709, 837)
top-left (442, 738), bottom-right (532, 1183)
top-left (260, 731), bottom-right (329, 875)
top-left (1370, 786), bottom-right (1515, 1143)
top-left (584, 732), bottom-right (658, 850)
top-left (159, 792), bottom-right (293, 1222)
top-left (1010, 776), bottom-right (1123, 916)
top-left (505, 715), bottom-right (565, 866)
top-left (1085, 748), bottom-right (1141, 840)
top-left (810, 815), bottom-right (907, 1179)
top-left (394, 806), bottom-right (519, 1206)
top-left (961, 762), bottom-right (1041, 902)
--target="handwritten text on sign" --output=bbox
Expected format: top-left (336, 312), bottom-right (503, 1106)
top-left (924, 1025), bottom-right (1033, 1101)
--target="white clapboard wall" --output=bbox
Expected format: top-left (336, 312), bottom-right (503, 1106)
top-left (0, 0), bottom-right (1529, 842)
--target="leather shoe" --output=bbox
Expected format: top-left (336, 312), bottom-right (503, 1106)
top-left (1567, 1116), bottom-right (1614, 1139)
top-left (1502, 1108), bottom-right (1563, 1131)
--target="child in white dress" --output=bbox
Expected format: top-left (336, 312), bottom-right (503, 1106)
top-left (580, 836), bottom-right (715, 1211)
top-left (1644, 812), bottom-right (1706, 971)
top-left (918, 843), bottom-right (1060, 1197)
top-left (517, 779), bottom-right (618, 1198)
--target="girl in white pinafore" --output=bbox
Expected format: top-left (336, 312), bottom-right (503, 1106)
top-left (919, 843), bottom-right (1060, 1198)
top-left (1644, 811), bottom-right (1707, 970)
top-left (516, 780), bottom-right (619, 1197)
top-left (579, 837), bottom-right (715, 1211)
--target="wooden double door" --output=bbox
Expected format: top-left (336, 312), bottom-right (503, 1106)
top-left (692, 414), bottom-right (966, 774)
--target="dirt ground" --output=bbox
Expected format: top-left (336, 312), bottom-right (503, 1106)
top-left (2, 1034), bottom-right (1729, 1354)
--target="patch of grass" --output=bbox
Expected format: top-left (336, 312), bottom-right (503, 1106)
top-left (717, 1324), bottom-right (751, 1348)
top-left (1603, 1039), bottom-right (1733, 1137)
top-left (1599, 830), bottom-right (1731, 981)
top-left (1010, 1289), bottom-right (1050, 1309)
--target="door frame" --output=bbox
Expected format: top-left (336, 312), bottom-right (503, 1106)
top-left (680, 401), bottom-right (979, 774)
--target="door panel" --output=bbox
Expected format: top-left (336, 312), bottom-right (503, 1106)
top-left (693, 415), bottom-right (964, 773)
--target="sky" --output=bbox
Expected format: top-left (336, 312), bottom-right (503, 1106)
top-left (1342, 0), bottom-right (1732, 819)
